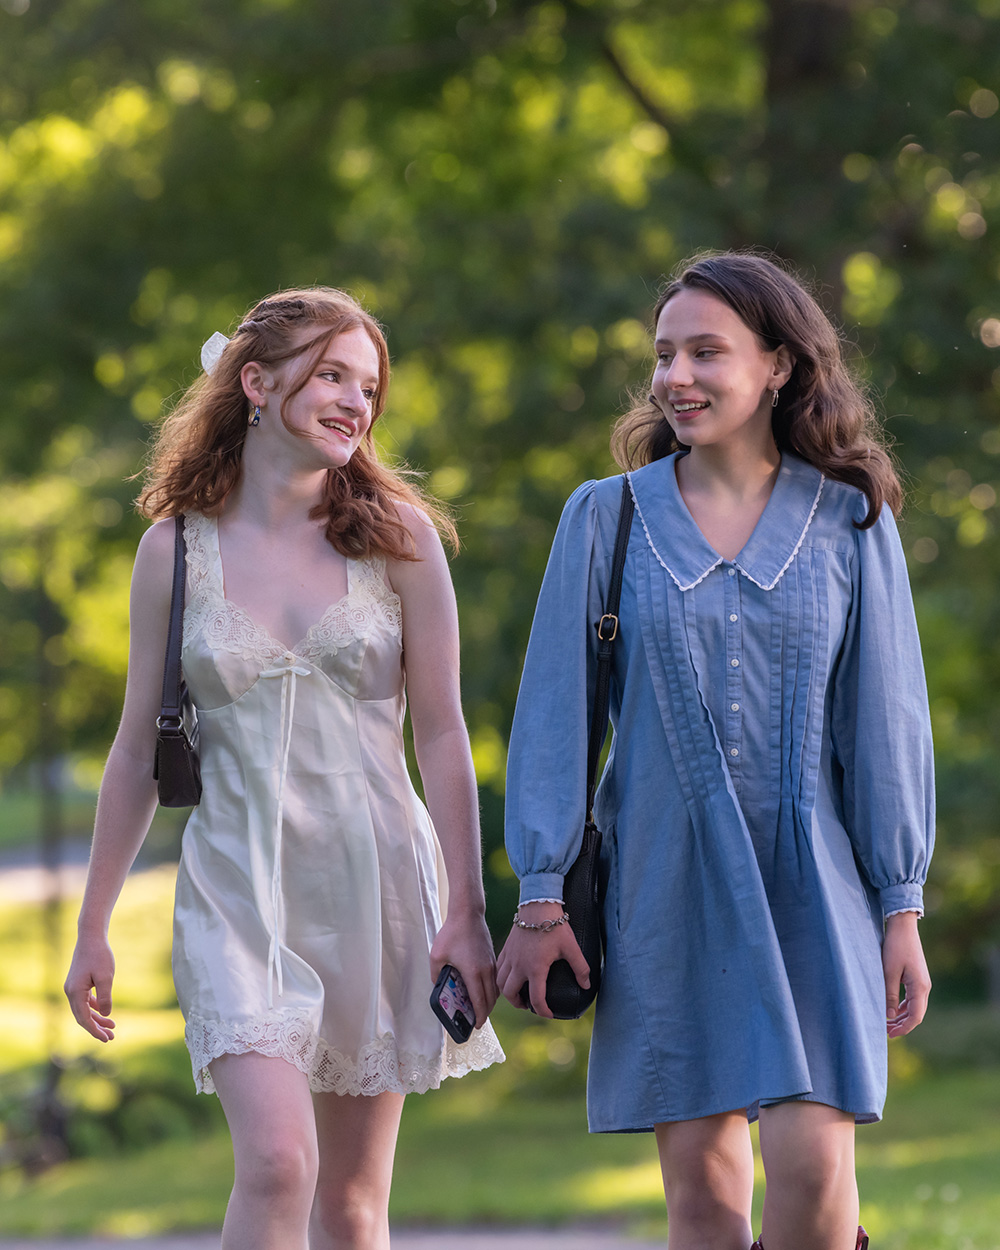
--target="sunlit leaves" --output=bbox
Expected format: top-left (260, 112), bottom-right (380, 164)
top-left (842, 252), bottom-right (902, 326)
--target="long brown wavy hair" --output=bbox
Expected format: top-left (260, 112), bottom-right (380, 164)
top-left (611, 252), bottom-right (901, 528)
top-left (137, 287), bottom-right (457, 559)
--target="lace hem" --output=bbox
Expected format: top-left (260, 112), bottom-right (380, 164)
top-left (182, 513), bottom-right (402, 664)
top-left (186, 1010), bottom-right (505, 1097)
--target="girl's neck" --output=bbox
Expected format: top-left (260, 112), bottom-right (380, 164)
top-left (674, 437), bottom-right (782, 561)
top-left (226, 443), bottom-right (327, 532)
top-left (677, 437), bottom-right (781, 504)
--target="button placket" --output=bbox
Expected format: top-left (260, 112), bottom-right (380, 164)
top-left (723, 564), bottom-right (743, 775)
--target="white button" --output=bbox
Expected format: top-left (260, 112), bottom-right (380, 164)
top-left (727, 568), bottom-right (736, 577)
top-left (729, 613), bottom-right (738, 622)
top-left (731, 658), bottom-right (740, 667)
top-left (731, 702), bottom-right (740, 712)
top-left (730, 747), bottom-right (739, 757)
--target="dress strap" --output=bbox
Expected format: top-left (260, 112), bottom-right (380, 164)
top-left (349, 555), bottom-right (403, 636)
top-left (181, 513), bottom-right (223, 606)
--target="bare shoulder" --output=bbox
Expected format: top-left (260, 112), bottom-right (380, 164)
top-left (384, 502), bottom-right (461, 665)
top-left (394, 501), bottom-right (441, 556)
top-left (385, 503), bottom-right (452, 601)
top-left (132, 518), bottom-right (177, 603)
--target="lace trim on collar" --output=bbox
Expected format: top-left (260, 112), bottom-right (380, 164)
top-left (626, 473), bottom-right (723, 592)
top-left (625, 470), bottom-right (825, 593)
top-left (735, 476), bottom-right (825, 591)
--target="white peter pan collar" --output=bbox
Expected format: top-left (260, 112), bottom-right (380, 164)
top-left (626, 453), bottom-right (825, 593)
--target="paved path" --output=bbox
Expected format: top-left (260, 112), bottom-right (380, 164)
top-left (0, 843), bottom-right (90, 903)
top-left (0, 1230), bottom-right (664, 1248)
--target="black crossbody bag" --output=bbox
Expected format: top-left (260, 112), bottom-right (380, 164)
top-left (153, 515), bottom-right (202, 807)
top-left (526, 475), bottom-right (634, 1019)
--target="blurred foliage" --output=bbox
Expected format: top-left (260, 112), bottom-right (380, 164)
top-left (1, 0), bottom-right (1000, 989)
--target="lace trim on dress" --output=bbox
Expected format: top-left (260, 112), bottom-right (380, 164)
top-left (297, 558), bottom-right (402, 663)
top-left (186, 1010), bottom-right (318, 1095)
top-left (186, 1011), bottom-right (505, 1097)
top-left (182, 512), bottom-right (402, 664)
top-left (311, 1029), bottom-right (505, 1097)
top-left (183, 510), bottom-right (222, 619)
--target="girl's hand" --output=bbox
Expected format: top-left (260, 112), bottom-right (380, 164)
top-left (64, 935), bottom-right (117, 1042)
top-left (883, 911), bottom-right (931, 1038)
top-left (496, 901), bottom-right (591, 1019)
top-left (430, 911), bottom-right (498, 1029)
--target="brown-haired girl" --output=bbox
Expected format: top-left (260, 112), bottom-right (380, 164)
top-left (66, 287), bottom-right (503, 1250)
top-left (499, 253), bottom-right (933, 1250)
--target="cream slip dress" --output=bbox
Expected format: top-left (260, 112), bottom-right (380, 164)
top-left (171, 513), bottom-right (504, 1096)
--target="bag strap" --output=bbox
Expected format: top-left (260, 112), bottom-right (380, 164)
top-left (585, 475), bottom-right (634, 821)
top-left (158, 515), bottom-right (188, 724)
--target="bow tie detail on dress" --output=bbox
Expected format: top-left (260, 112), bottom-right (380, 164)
top-left (260, 654), bottom-right (312, 1006)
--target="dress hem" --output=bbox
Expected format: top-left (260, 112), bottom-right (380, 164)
top-left (587, 1092), bottom-right (884, 1134)
top-left (185, 1010), bottom-right (504, 1098)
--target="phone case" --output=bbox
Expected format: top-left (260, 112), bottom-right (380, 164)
top-left (430, 964), bottom-right (475, 1043)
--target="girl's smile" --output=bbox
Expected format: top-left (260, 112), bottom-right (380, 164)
top-left (278, 325), bottom-right (380, 465)
top-left (651, 288), bottom-right (792, 449)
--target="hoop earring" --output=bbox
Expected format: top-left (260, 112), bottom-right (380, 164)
top-left (771, 388), bottom-right (780, 408)
top-left (249, 405), bottom-right (261, 427)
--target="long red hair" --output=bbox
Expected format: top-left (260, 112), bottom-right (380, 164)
top-left (137, 287), bottom-right (456, 558)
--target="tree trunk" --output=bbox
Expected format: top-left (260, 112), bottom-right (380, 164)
top-left (759, 0), bottom-right (859, 281)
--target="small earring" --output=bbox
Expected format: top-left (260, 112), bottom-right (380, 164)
top-left (249, 405), bottom-right (261, 427)
top-left (771, 388), bottom-right (780, 408)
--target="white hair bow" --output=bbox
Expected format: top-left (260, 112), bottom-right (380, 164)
top-left (200, 332), bottom-right (230, 375)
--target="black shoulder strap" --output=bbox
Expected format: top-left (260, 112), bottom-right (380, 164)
top-left (585, 476), bottom-right (634, 820)
top-left (159, 515), bottom-right (187, 723)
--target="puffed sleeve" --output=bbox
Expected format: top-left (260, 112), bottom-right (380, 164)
top-left (505, 480), bottom-right (612, 905)
top-left (831, 499), bottom-right (935, 918)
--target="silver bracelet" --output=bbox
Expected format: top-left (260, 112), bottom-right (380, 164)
top-left (513, 910), bottom-right (570, 933)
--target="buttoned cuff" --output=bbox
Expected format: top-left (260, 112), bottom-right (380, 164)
top-left (879, 882), bottom-right (924, 918)
top-left (519, 873), bottom-right (566, 905)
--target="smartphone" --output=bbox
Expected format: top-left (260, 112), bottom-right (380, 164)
top-left (430, 964), bottom-right (475, 1043)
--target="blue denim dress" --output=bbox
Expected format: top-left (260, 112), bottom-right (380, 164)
top-left (505, 453), bottom-right (934, 1132)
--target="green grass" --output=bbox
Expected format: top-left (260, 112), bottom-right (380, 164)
top-left (0, 1134), bottom-right (232, 1239)
top-left (856, 1069), bottom-right (1000, 1249)
top-left (1, 1060), bottom-right (999, 1244)
top-left (2, 864), bottom-right (999, 1245)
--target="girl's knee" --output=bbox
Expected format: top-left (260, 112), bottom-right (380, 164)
top-left (763, 1134), bottom-right (855, 1211)
top-left (236, 1132), bottom-right (318, 1203)
top-left (664, 1169), bottom-right (745, 1231)
top-left (773, 1150), bottom-right (850, 1202)
top-left (312, 1182), bottom-right (388, 1246)
top-left (661, 1146), bottom-right (754, 1233)
top-left (758, 1103), bottom-right (856, 1205)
